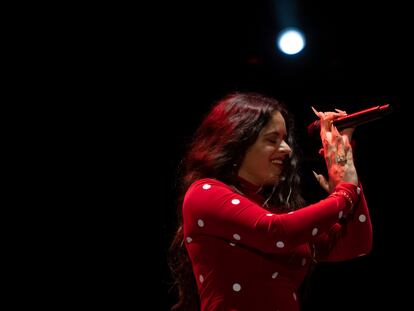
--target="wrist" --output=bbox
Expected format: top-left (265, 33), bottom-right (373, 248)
top-left (332, 182), bottom-right (361, 210)
top-left (332, 190), bottom-right (354, 210)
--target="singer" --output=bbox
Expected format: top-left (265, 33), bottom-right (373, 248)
top-left (168, 92), bottom-right (373, 311)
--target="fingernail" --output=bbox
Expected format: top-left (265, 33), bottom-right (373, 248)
top-left (312, 170), bottom-right (319, 179)
top-left (334, 108), bottom-right (346, 114)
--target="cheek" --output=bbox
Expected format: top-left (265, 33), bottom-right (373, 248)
top-left (244, 144), bottom-right (274, 167)
top-left (255, 149), bottom-right (273, 163)
top-left (263, 145), bottom-right (277, 157)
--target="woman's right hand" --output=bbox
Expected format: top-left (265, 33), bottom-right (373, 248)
top-left (311, 107), bottom-right (358, 192)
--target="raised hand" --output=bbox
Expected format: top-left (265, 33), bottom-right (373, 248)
top-left (311, 107), bottom-right (358, 192)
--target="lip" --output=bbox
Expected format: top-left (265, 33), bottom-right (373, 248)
top-left (271, 159), bottom-right (283, 165)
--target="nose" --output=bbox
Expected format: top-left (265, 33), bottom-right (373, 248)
top-left (279, 140), bottom-right (292, 157)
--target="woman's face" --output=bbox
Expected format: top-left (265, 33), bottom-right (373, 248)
top-left (238, 111), bottom-right (292, 186)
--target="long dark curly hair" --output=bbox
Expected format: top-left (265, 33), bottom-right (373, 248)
top-left (168, 92), bottom-right (305, 310)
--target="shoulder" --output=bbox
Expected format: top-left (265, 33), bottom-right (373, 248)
top-left (184, 178), bottom-right (236, 205)
top-left (189, 178), bottom-right (230, 189)
top-left (187, 178), bottom-right (233, 195)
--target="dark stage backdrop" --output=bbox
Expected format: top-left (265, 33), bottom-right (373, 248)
top-left (147, 1), bottom-right (410, 310)
top-left (32, 2), bottom-right (410, 310)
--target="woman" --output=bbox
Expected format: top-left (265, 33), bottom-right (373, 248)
top-left (169, 92), bottom-right (372, 310)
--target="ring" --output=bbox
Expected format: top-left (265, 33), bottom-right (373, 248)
top-left (335, 155), bottom-right (347, 165)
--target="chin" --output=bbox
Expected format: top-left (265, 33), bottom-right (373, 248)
top-left (264, 175), bottom-right (280, 186)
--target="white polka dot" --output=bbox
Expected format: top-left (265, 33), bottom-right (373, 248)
top-left (357, 187), bottom-right (361, 195)
top-left (266, 213), bottom-right (273, 216)
top-left (232, 283), bottom-right (241, 292)
top-left (338, 210), bottom-right (343, 219)
top-left (358, 214), bottom-right (367, 222)
top-left (231, 198), bottom-right (240, 205)
top-left (288, 211), bottom-right (294, 214)
top-left (312, 227), bottom-right (318, 236)
top-left (233, 233), bottom-right (241, 240)
top-left (202, 184), bottom-right (211, 190)
top-left (229, 242), bottom-right (236, 246)
top-left (186, 237), bottom-right (192, 243)
top-left (293, 292), bottom-right (297, 301)
top-left (301, 258), bottom-right (307, 266)
top-left (199, 274), bottom-right (204, 283)
top-left (276, 241), bottom-right (285, 248)
top-left (271, 271), bottom-right (279, 279)
top-left (197, 219), bottom-right (205, 227)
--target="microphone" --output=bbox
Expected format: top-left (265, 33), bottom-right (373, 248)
top-left (307, 104), bottom-right (392, 137)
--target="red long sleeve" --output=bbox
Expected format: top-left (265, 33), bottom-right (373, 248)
top-left (313, 183), bottom-right (373, 261)
top-left (183, 178), bottom-right (372, 311)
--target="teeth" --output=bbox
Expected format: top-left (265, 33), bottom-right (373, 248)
top-left (271, 160), bottom-right (283, 164)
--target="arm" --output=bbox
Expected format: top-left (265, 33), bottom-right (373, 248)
top-left (182, 178), bottom-right (359, 254)
top-left (312, 183), bottom-right (373, 261)
top-left (309, 107), bottom-right (372, 260)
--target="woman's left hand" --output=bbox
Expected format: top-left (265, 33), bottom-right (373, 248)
top-left (311, 107), bottom-right (358, 193)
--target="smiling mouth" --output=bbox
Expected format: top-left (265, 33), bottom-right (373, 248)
top-left (271, 159), bottom-right (283, 165)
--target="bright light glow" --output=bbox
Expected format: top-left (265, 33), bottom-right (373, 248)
top-left (277, 28), bottom-right (306, 55)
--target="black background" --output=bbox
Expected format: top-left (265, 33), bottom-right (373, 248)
top-left (151, 2), bottom-right (410, 310)
top-left (82, 1), bottom-right (411, 310)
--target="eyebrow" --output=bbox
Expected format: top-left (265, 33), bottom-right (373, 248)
top-left (263, 130), bottom-right (286, 137)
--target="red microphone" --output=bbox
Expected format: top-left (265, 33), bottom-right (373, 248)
top-left (307, 104), bottom-right (392, 137)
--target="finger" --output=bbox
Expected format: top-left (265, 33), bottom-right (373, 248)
top-left (339, 136), bottom-right (346, 160)
top-left (332, 124), bottom-right (340, 137)
top-left (343, 135), bottom-right (354, 162)
top-left (334, 136), bottom-right (347, 167)
top-left (322, 129), bottom-right (337, 166)
top-left (312, 170), bottom-right (330, 193)
top-left (320, 115), bottom-right (334, 133)
top-left (334, 108), bottom-right (347, 115)
top-left (326, 134), bottom-right (341, 167)
top-left (318, 148), bottom-right (324, 156)
top-left (322, 111), bottom-right (343, 121)
top-left (340, 127), bottom-right (355, 141)
top-left (325, 131), bottom-right (333, 144)
top-left (332, 125), bottom-right (346, 156)
top-left (311, 106), bottom-right (326, 121)
top-left (311, 106), bottom-right (325, 118)
top-left (325, 141), bottom-right (337, 167)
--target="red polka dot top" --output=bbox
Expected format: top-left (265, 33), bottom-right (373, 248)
top-left (182, 177), bottom-right (372, 311)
